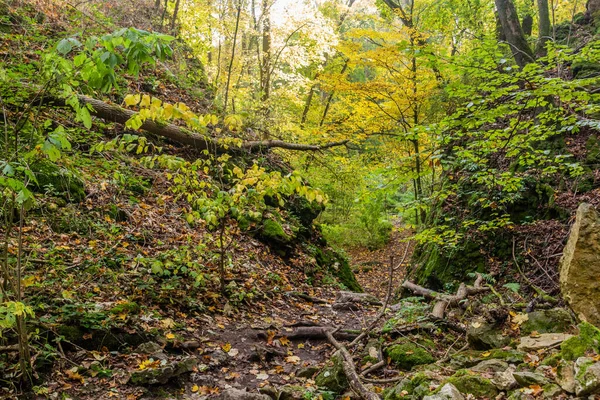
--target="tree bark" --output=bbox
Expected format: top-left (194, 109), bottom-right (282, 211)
top-left (536, 0), bottom-right (551, 56)
top-left (495, 0), bottom-right (535, 68)
top-left (170, 0), bottom-right (181, 31)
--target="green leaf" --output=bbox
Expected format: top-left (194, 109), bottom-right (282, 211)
top-left (79, 107), bottom-right (92, 129)
top-left (57, 39), bottom-right (73, 55)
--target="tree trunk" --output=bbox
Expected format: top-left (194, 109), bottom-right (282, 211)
top-left (224, 0), bottom-right (243, 111)
top-left (495, 0), bottom-right (535, 68)
top-left (170, 0), bottom-right (181, 31)
top-left (46, 94), bottom-right (349, 153)
top-left (522, 14), bottom-right (533, 36)
top-left (536, 0), bottom-right (551, 56)
top-left (260, 0), bottom-right (271, 103)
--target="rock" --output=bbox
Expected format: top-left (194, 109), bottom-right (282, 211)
top-left (258, 386), bottom-right (278, 400)
top-left (470, 359), bottom-right (509, 373)
top-left (209, 348), bottom-right (229, 366)
top-left (315, 355), bottom-right (348, 393)
top-left (520, 308), bottom-right (574, 335)
top-left (467, 319), bottom-right (510, 350)
top-left (492, 366), bottom-right (518, 391)
top-left (559, 203), bottom-right (600, 326)
top-left (444, 372), bottom-right (498, 398)
top-left (556, 359), bottom-right (576, 393)
top-left (423, 383), bottom-right (464, 400)
top-left (333, 291), bottom-right (382, 310)
top-left (560, 322), bottom-right (600, 360)
top-left (296, 365), bottom-right (319, 378)
top-left (512, 371), bottom-right (549, 387)
top-left (450, 349), bottom-right (525, 369)
top-left (220, 388), bottom-right (272, 400)
top-left (574, 357), bottom-right (600, 396)
top-left (517, 333), bottom-right (573, 352)
top-left (129, 357), bottom-right (197, 385)
top-left (542, 383), bottom-right (563, 399)
top-left (278, 385), bottom-right (305, 400)
top-left (386, 342), bottom-right (435, 370)
top-left (383, 372), bottom-right (431, 400)
top-left (135, 342), bottom-right (163, 354)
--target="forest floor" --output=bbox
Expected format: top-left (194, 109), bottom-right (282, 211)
top-left (42, 228), bottom-right (413, 399)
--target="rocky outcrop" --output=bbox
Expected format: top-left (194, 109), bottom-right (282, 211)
top-left (560, 203), bottom-right (600, 326)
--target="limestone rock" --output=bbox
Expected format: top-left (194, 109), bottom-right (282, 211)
top-left (467, 318), bottom-right (510, 350)
top-left (470, 359), bottom-right (509, 373)
top-left (520, 308), bottom-right (574, 335)
top-left (560, 203), bottom-right (600, 326)
top-left (574, 357), bottom-right (600, 396)
top-left (445, 373), bottom-right (498, 398)
top-left (512, 371), bottom-right (549, 387)
top-left (517, 333), bottom-right (573, 352)
top-left (296, 366), bottom-right (319, 378)
top-left (556, 359), bottom-right (576, 393)
top-left (423, 383), bottom-right (464, 400)
top-left (493, 366), bottom-right (518, 391)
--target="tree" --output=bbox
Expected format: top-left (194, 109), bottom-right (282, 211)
top-left (495, 0), bottom-right (535, 68)
top-left (536, 0), bottom-right (551, 56)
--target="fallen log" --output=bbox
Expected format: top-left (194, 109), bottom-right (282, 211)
top-left (47, 93), bottom-right (349, 154)
top-left (402, 274), bottom-right (489, 319)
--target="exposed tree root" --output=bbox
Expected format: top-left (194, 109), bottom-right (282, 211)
top-left (402, 274), bottom-right (489, 319)
top-left (324, 330), bottom-right (381, 400)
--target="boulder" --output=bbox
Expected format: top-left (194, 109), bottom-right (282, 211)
top-left (467, 319), bottom-right (510, 350)
top-left (520, 308), bottom-right (574, 335)
top-left (517, 333), bottom-right (573, 352)
top-left (574, 357), bottom-right (600, 396)
top-left (423, 383), bottom-right (464, 400)
top-left (559, 203), bottom-right (600, 326)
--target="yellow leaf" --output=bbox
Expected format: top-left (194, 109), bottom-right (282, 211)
top-left (161, 318), bottom-right (175, 329)
top-left (140, 94), bottom-right (151, 107)
top-left (124, 94), bottom-right (141, 107)
top-left (279, 336), bottom-right (290, 346)
top-left (297, 343), bottom-right (305, 349)
top-left (166, 332), bottom-right (175, 340)
top-left (481, 351), bottom-right (491, 357)
top-left (285, 355), bottom-right (301, 364)
top-left (221, 343), bottom-right (232, 352)
top-left (191, 385), bottom-right (199, 393)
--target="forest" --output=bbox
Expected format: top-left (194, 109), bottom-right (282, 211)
top-left (1, 0), bottom-right (600, 398)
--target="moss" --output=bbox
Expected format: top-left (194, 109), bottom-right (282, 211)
top-left (521, 308), bottom-right (574, 335)
top-left (445, 371), bottom-right (498, 398)
top-left (31, 160), bottom-right (86, 203)
top-left (109, 301), bottom-right (140, 315)
top-left (386, 342), bottom-right (434, 370)
top-left (540, 352), bottom-right (562, 367)
top-left (314, 248), bottom-right (362, 292)
top-left (451, 349), bottom-right (525, 368)
top-left (260, 219), bottom-right (293, 244)
top-left (107, 204), bottom-right (128, 222)
top-left (560, 322), bottom-right (600, 361)
top-left (383, 372), bottom-right (431, 400)
top-left (314, 355), bottom-right (348, 393)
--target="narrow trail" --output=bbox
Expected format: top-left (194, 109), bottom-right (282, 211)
top-left (163, 227), bottom-right (415, 396)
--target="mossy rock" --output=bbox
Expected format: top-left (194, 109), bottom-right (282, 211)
top-left (467, 319), bottom-right (510, 350)
top-left (383, 372), bottom-right (431, 400)
top-left (314, 355), bottom-right (348, 393)
top-left (451, 349), bottom-right (525, 369)
top-left (445, 370), bottom-right (498, 398)
top-left (129, 357), bottom-right (197, 385)
top-left (560, 322), bottom-right (600, 361)
top-left (260, 219), bottom-right (293, 245)
top-left (314, 248), bottom-right (362, 292)
top-left (520, 308), bottom-right (574, 335)
top-left (31, 160), bottom-right (86, 203)
top-left (386, 342), bottom-right (435, 370)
